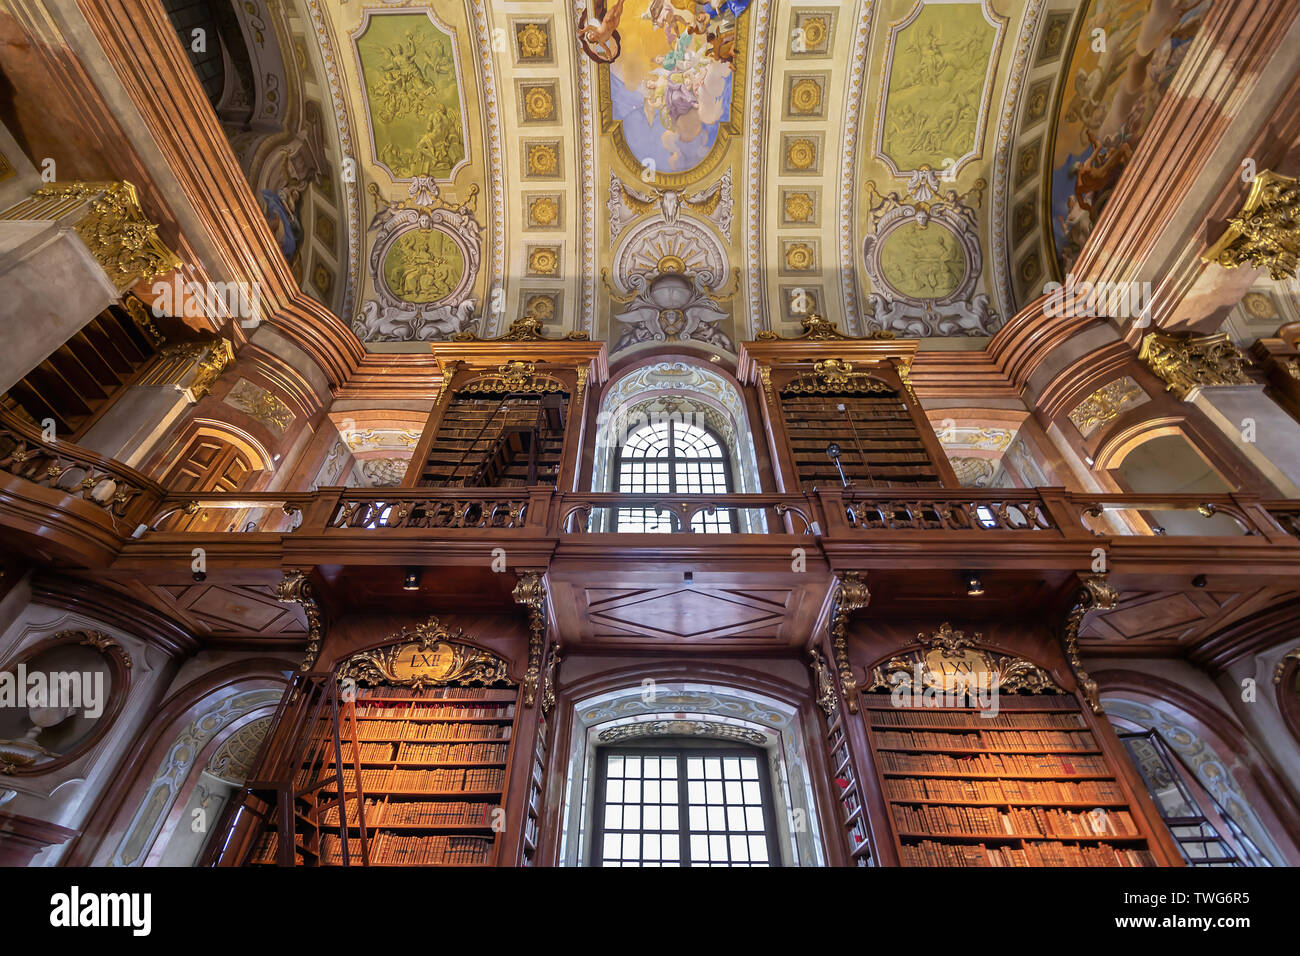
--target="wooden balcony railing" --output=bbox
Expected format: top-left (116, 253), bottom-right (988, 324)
top-left (4, 413), bottom-right (1300, 554)
top-left (0, 408), bottom-right (162, 534)
top-left (130, 487), bottom-right (1300, 542)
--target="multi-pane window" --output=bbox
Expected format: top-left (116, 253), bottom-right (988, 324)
top-left (593, 748), bottom-right (778, 867)
top-left (614, 420), bottom-right (734, 532)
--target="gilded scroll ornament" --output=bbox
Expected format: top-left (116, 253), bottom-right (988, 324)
top-left (276, 569), bottom-right (324, 673)
top-left (459, 361), bottom-right (567, 396)
top-left (830, 572), bottom-right (870, 713)
top-left (782, 360), bottom-right (893, 396)
top-left (188, 338), bottom-right (235, 400)
top-left (810, 649), bottom-right (838, 719)
top-left (1068, 377), bottom-right (1148, 437)
top-left (863, 626), bottom-right (1063, 697)
top-left (542, 644), bottom-right (561, 715)
top-left (1060, 574), bottom-right (1116, 714)
top-left (1202, 170), bottom-right (1300, 280)
top-left (33, 182), bottom-right (182, 291)
top-left (123, 294), bottom-right (165, 347)
top-left (756, 312), bottom-right (898, 341)
top-left (1273, 646), bottom-right (1300, 685)
top-left (337, 625), bottom-right (512, 688)
top-left (1138, 331), bottom-right (1251, 400)
top-left (451, 314), bottom-right (590, 342)
top-left (757, 365), bottom-right (776, 406)
top-left (513, 571), bottom-right (547, 708)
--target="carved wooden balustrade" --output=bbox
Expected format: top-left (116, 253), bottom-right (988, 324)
top-left (0, 409), bottom-right (163, 561)
top-left (5, 412), bottom-right (1300, 563)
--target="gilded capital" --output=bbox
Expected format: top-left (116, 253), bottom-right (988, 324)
top-left (1138, 330), bottom-right (1251, 399)
top-left (1202, 170), bottom-right (1300, 280)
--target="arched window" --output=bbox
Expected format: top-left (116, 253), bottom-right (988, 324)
top-left (615, 420), bottom-right (733, 532)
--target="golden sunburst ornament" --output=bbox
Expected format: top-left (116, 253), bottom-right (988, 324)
top-left (786, 137), bottom-right (817, 170)
top-left (790, 78), bottom-right (822, 115)
top-left (523, 86), bottom-right (555, 120)
top-left (801, 16), bottom-right (827, 49)
top-left (516, 23), bottom-right (549, 59)
top-left (527, 143), bottom-right (559, 176)
top-left (784, 242), bottom-right (815, 271)
top-left (528, 247), bottom-right (559, 275)
top-left (524, 294), bottom-right (556, 321)
top-left (784, 192), bottom-right (814, 223)
top-left (529, 196), bottom-right (559, 227)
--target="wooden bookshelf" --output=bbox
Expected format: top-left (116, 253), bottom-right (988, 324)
top-left (249, 639), bottom-right (526, 867)
top-left (416, 391), bottom-right (567, 487)
top-left (860, 691), bottom-right (1159, 867)
top-left (779, 391), bottom-right (944, 490)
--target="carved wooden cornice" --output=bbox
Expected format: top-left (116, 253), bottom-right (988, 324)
top-left (1060, 574), bottom-right (1117, 714)
top-left (756, 313), bottom-right (895, 342)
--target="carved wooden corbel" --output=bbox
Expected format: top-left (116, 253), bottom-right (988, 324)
top-left (513, 571), bottom-right (547, 707)
top-left (542, 643), bottom-right (562, 715)
top-left (277, 569), bottom-right (324, 673)
top-left (829, 572), bottom-right (870, 713)
top-left (1060, 574), bottom-right (1116, 714)
top-left (810, 648), bottom-right (838, 719)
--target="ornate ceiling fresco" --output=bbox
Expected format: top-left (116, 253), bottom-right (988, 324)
top-left (215, 0), bottom-right (1215, 358)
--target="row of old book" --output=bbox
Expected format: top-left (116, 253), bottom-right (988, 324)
top-left (250, 830), bottom-right (304, 865)
top-left (398, 741), bottom-right (509, 763)
top-left (876, 751), bottom-right (1111, 776)
top-left (308, 768), bottom-right (502, 792)
top-left (401, 721), bottom-right (512, 741)
top-left (358, 686), bottom-right (513, 700)
top-left (885, 776), bottom-right (1127, 804)
top-left (868, 710), bottom-right (1086, 730)
top-left (352, 703), bottom-right (515, 720)
top-left (321, 833), bottom-right (492, 865)
top-left (892, 804), bottom-right (1139, 837)
top-left (873, 729), bottom-right (1097, 751)
top-left (901, 840), bottom-right (1156, 867)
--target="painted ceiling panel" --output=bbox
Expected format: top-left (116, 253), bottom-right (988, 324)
top-left (234, 0), bottom-right (1216, 355)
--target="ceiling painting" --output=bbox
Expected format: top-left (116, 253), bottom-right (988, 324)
top-left (873, 1), bottom-right (1006, 178)
top-left (354, 10), bottom-right (471, 182)
top-left (591, 1), bottom-right (751, 187)
top-left (1047, 0), bottom-right (1211, 276)
top-left (172, 0), bottom-right (1225, 355)
top-left (306, 2), bottom-right (500, 346)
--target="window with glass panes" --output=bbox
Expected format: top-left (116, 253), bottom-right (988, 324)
top-left (614, 420), bottom-right (734, 532)
top-left (592, 747), bottom-right (779, 866)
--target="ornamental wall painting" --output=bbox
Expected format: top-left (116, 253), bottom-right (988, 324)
top-left (1048, 0), bottom-right (1211, 276)
top-left (589, 1), bottom-right (752, 184)
top-left (355, 10), bottom-right (470, 182)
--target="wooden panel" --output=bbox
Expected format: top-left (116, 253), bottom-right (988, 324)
top-left (147, 583), bottom-right (307, 640)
